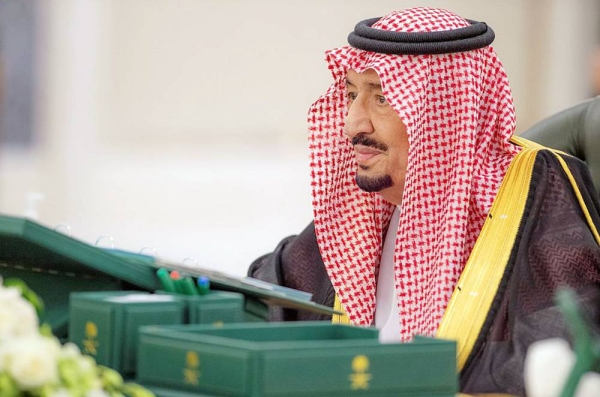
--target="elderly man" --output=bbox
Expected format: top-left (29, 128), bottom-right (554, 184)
top-left (249, 7), bottom-right (600, 395)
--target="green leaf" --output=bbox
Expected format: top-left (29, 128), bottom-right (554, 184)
top-left (120, 383), bottom-right (156, 397)
top-left (0, 373), bottom-right (19, 397)
top-left (3, 278), bottom-right (45, 316)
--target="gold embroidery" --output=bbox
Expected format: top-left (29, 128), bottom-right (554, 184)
top-left (183, 351), bottom-right (200, 385)
top-left (83, 322), bottom-right (99, 355)
top-left (348, 355), bottom-right (372, 390)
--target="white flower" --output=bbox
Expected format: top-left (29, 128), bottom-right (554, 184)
top-left (3, 335), bottom-right (60, 390)
top-left (10, 297), bottom-right (39, 337)
top-left (60, 342), bottom-right (81, 359)
top-left (525, 338), bottom-right (576, 397)
top-left (0, 281), bottom-right (154, 397)
top-left (0, 285), bottom-right (21, 301)
top-left (77, 354), bottom-right (97, 374)
top-left (0, 286), bottom-right (39, 342)
top-left (0, 305), bottom-right (15, 338)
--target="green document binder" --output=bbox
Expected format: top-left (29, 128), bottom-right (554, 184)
top-left (69, 290), bottom-right (253, 377)
top-left (0, 215), bottom-right (160, 338)
top-left (137, 322), bottom-right (458, 397)
top-left (69, 291), bottom-right (186, 377)
top-left (0, 214), bottom-right (338, 340)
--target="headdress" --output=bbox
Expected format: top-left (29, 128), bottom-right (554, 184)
top-left (308, 7), bottom-right (520, 340)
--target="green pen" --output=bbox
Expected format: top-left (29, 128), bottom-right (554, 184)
top-left (178, 276), bottom-right (199, 296)
top-left (156, 268), bottom-right (177, 293)
top-left (197, 277), bottom-right (210, 296)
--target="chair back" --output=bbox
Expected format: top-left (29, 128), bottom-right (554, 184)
top-left (520, 97), bottom-right (600, 197)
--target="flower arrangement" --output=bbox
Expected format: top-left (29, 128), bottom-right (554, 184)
top-left (0, 278), bottom-right (154, 397)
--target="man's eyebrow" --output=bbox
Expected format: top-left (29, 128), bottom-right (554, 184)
top-left (345, 79), bottom-right (381, 90)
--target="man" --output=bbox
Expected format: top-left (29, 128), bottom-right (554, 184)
top-left (249, 7), bottom-right (600, 396)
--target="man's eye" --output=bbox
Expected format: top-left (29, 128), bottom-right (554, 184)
top-left (347, 92), bottom-right (358, 101)
top-left (376, 95), bottom-right (387, 104)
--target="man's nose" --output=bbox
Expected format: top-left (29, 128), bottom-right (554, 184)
top-left (344, 99), bottom-right (374, 139)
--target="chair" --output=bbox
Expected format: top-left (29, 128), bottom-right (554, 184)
top-left (520, 96), bottom-right (600, 197)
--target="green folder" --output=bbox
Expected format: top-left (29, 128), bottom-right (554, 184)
top-left (137, 322), bottom-right (457, 397)
top-left (0, 214), bottom-right (338, 339)
top-left (0, 214), bottom-right (159, 338)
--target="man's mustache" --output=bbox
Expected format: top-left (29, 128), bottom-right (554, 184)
top-left (351, 133), bottom-right (388, 151)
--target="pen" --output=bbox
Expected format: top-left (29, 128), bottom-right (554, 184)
top-left (179, 276), bottom-right (199, 296)
top-left (170, 271), bottom-right (184, 294)
top-left (156, 268), bottom-right (177, 293)
top-left (197, 276), bottom-right (210, 296)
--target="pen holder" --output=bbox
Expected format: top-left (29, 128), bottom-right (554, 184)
top-left (154, 268), bottom-right (267, 323)
top-left (68, 291), bottom-right (186, 377)
top-left (156, 290), bottom-right (247, 325)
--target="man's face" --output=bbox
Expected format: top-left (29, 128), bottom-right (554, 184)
top-left (344, 69), bottom-right (409, 205)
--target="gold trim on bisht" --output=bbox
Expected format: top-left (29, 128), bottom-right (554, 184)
top-left (437, 136), bottom-right (540, 370)
top-left (509, 136), bottom-right (599, 246)
top-left (550, 151), bottom-right (600, 245)
top-left (332, 294), bottom-right (351, 325)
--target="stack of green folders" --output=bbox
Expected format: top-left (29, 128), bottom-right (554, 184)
top-left (68, 290), bottom-right (250, 378)
top-left (0, 214), bottom-right (338, 341)
top-left (136, 322), bottom-right (458, 397)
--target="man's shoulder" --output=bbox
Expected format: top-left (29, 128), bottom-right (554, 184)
top-left (509, 137), bottom-right (590, 180)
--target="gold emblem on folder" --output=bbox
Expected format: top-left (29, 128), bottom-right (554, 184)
top-left (183, 351), bottom-right (200, 385)
top-left (82, 321), bottom-right (99, 355)
top-left (349, 354), bottom-right (372, 390)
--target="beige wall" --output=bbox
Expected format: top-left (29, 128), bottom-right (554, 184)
top-left (0, 0), bottom-right (598, 275)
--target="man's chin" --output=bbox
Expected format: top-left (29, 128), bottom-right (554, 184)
top-left (355, 173), bottom-right (393, 193)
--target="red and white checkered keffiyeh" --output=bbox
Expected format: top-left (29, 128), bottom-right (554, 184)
top-left (308, 7), bottom-right (521, 341)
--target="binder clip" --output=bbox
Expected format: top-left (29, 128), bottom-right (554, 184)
top-left (53, 223), bottom-right (72, 237)
top-left (139, 246), bottom-right (158, 256)
top-left (95, 235), bottom-right (115, 249)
